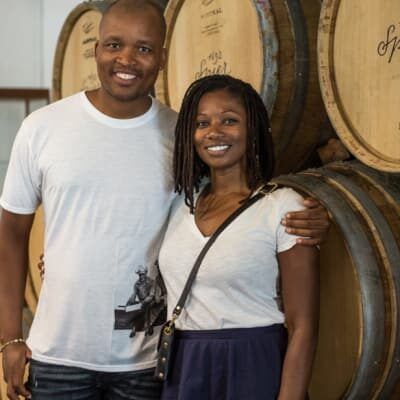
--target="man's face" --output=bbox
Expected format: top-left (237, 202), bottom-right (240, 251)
top-left (138, 272), bottom-right (146, 282)
top-left (95, 7), bottom-right (166, 105)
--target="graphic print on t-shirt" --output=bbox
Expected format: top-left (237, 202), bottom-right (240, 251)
top-left (114, 262), bottom-right (167, 337)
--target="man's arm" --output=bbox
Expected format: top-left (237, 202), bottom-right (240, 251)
top-left (0, 208), bottom-right (34, 399)
top-left (281, 198), bottom-right (330, 246)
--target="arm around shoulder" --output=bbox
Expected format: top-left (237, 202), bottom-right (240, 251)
top-left (282, 195), bottom-right (330, 246)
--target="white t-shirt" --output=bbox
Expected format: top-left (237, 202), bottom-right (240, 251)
top-left (0, 92), bottom-right (177, 372)
top-left (159, 187), bottom-right (304, 330)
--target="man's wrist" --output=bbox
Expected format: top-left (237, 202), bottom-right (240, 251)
top-left (0, 338), bottom-right (26, 353)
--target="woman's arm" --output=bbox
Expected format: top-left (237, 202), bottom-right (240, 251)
top-left (277, 244), bottom-right (319, 400)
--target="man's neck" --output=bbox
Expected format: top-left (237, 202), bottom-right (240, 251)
top-left (86, 89), bottom-right (152, 119)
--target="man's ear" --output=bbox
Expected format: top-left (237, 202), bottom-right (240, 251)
top-left (159, 47), bottom-right (167, 71)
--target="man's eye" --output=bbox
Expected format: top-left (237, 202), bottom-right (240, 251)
top-left (107, 42), bottom-right (120, 49)
top-left (139, 46), bottom-right (152, 53)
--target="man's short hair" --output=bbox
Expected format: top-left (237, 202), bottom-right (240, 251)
top-left (101, 0), bottom-right (166, 42)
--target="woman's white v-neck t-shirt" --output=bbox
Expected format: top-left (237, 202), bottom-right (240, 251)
top-left (158, 187), bottom-right (305, 330)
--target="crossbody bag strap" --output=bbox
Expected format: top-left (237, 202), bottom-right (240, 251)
top-left (170, 182), bottom-right (278, 323)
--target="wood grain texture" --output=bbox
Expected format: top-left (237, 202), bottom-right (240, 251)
top-left (52, 1), bottom-right (108, 101)
top-left (318, 0), bottom-right (400, 172)
top-left (274, 162), bottom-right (400, 399)
top-left (156, 0), bottom-right (327, 175)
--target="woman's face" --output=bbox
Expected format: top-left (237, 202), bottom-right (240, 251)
top-left (194, 89), bottom-right (248, 176)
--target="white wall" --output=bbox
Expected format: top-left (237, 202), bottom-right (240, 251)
top-left (0, 0), bottom-right (43, 87)
top-left (0, 0), bottom-right (41, 188)
top-left (0, 0), bottom-right (91, 88)
top-left (0, 0), bottom-right (83, 191)
top-left (42, 0), bottom-right (83, 88)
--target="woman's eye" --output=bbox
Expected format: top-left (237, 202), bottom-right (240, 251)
top-left (224, 118), bottom-right (237, 125)
top-left (196, 121), bottom-right (208, 129)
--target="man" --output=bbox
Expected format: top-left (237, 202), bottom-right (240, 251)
top-left (123, 265), bottom-right (159, 338)
top-left (0, 1), bottom-right (328, 399)
top-left (126, 266), bottom-right (153, 307)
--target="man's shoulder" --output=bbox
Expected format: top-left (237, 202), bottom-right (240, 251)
top-left (153, 99), bottom-right (178, 125)
top-left (25, 92), bottom-right (83, 126)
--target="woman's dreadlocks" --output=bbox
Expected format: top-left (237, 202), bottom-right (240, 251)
top-left (174, 75), bottom-right (275, 213)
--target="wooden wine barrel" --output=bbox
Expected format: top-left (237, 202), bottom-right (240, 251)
top-left (318, 1), bottom-right (400, 172)
top-left (274, 163), bottom-right (400, 399)
top-left (52, 1), bottom-right (109, 101)
top-left (323, 161), bottom-right (400, 399)
top-left (156, 0), bottom-right (327, 174)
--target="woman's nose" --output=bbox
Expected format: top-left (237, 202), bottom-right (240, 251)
top-left (207, 120), bottom-right (224, 137)
top-left (205, 123), bottom-right (224, 139)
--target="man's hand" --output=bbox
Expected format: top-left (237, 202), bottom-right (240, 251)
top-left (2, 343), bottom-right (31, 399)
top-left (281, 198), bottom-right (330, 246)
top-left (38, 254), bottom-right (44, 280)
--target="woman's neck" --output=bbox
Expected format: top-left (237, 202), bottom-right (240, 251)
top-left (208, 169), bottom-right (250, 197)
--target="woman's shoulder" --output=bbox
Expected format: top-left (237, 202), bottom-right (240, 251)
top-left (269, 186), bottom-right (304, 202)
top-left (260, 186), bottom-right (305, 216)
top-left (170, 181), bottom-right (208, 213)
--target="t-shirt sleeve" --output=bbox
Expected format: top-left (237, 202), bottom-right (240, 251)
top-left (275, 188), bottom-right (305, 253)
top-left (0, 119), bottom-right (41, 214)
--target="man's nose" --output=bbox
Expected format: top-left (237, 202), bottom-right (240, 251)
top-left (117, 47), bottom-right (138, 66)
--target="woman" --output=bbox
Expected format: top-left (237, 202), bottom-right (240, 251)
top-left (158, 75), bottom-right (319, 399)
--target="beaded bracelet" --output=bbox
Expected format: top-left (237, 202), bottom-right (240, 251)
top-left (0, 338), bottom-right (25, 353)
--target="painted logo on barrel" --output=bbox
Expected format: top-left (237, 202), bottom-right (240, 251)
top-left (82, 21), bottom-right (95, 35)
top-left (200, 7), bottom-right (223, 36)
top-left (195, 50), bottom-right (231, 80)
top-left (377, 24), bottom-right (400, 63)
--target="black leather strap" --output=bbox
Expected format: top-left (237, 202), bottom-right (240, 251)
top-left (171, 184), bottom-right (276, 319)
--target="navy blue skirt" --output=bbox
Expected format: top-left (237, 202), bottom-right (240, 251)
top-left (161, 324), bottom-right (287, 400)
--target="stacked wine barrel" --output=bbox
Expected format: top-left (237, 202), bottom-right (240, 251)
top-left (274, 161), bottom-right (400, 399)
top-left (156, 0), bottom-right (327, 175)
top-left (294, 1), bottom-right (399, 397)
top-left (14, 1), bottom-right (400, 399)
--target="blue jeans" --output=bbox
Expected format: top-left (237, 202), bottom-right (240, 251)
top-left (27, 359), bottom-right (162, 400)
